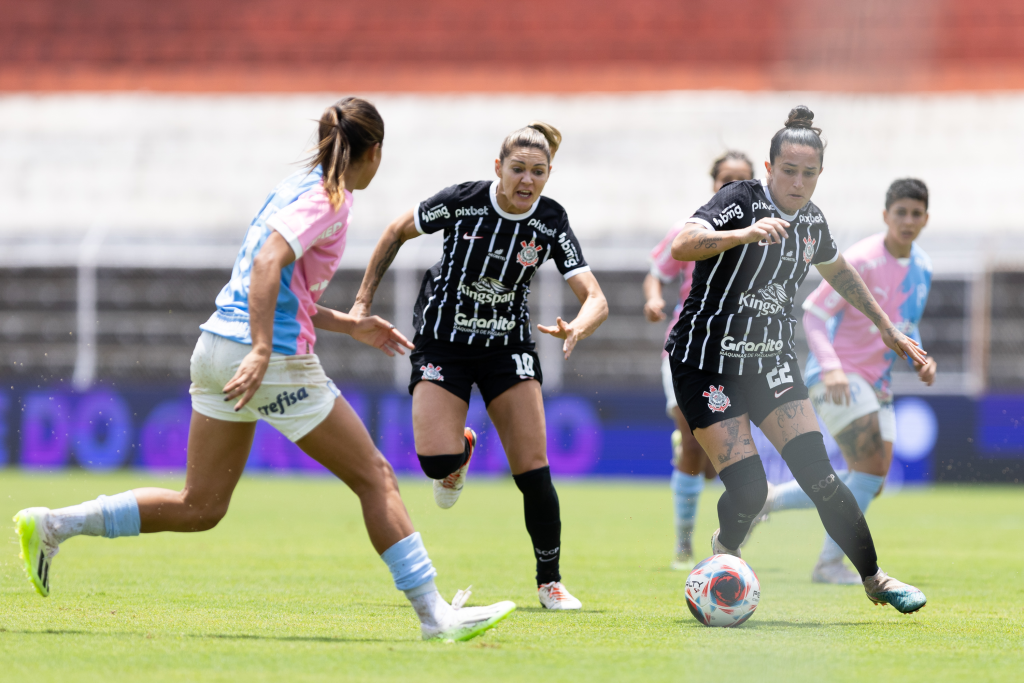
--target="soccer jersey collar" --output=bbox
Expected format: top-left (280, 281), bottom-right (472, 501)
top-left (761, 178), bottom-right (799, 222)
top-left (490, 180), bottom-right (541, 221)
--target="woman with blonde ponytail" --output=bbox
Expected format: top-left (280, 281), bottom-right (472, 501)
top-left (13, 97), bottom-right (516, 642)
top-left (352, 121), bottom-right (609, 611)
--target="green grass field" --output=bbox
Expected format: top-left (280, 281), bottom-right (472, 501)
top-left (1, 473), bottom-right (1022, 682)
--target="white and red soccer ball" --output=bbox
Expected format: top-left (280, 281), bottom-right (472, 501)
top-left (685, 554), bottom-right (760, 627)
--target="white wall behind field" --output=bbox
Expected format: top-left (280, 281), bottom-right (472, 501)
top-left (0, 91), bottom-right (1021, 270)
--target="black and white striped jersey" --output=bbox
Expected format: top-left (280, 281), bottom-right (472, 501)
top-left (667, 179), bottom-right (839, 375)
top-left (411, 180), bottom-right (591, 346)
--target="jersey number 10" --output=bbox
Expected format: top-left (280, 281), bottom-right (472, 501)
top-left (512, 353), bottom-right (536, 378)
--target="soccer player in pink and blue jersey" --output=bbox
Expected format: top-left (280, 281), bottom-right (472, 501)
top-left (13, 98), bottom-right (515, 641)
top-left (760, 178), bottom-right (935, 584)
top-left (644, 151), bottom-right (754, 570)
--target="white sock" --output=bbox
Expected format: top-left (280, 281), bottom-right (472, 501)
top-left (405, 580), bottom-right (450, 629)
top-left (48, 500), bottom-right (105, 543)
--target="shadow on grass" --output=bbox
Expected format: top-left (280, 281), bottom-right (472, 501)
top-left (674, 619), bottom-right (869, 629)
top-left (3, 629), bottom-right (391, 643)
top-left (515, 607), bottom-right (605, 613)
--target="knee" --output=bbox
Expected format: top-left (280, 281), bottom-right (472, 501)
top-left (718, 457), bottom-right (768, 515)
top-left (351, 452), bottom-right (400, 497)
top-left (179, 489), bottom-right (231, 531)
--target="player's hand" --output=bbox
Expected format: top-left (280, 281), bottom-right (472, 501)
top-left (348, 302), bottom-right (370, 319)
top-left (351, 316), bottom-right (415, 357)
top-left (538, 317), bottom-right (579, 359)
top-left (741, 218), bottom-right (790, 246)
top-left (643, 296), bottom-right (667, 322)
top-left (915, 357), bottom-right (937, 386)
top-left (223, 350), bottom-right (270, 412)
top-left (881, 324), bottom-right (927, 365)
top-left (822, 368), bottom-right (851, 406)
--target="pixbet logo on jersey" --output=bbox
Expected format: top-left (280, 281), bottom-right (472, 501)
top-left (703, 385), bottom-right (731, 413)
top-left (455, 206), bottom-right (489, 218)
top-left (517, 239), bottom-right (543, 267)
top-left (421, 204), bottom-right (450, 223)
top-left (528, 217), bottom-right (557, 237)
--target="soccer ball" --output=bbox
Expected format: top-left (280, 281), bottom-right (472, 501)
top-left (685, 554), bottom-right (760, 627)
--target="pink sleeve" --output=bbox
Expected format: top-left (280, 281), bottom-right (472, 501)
top-left (803, 302), bottom-right (843, 373)
top-left (801, 278), bottom-right (847, 323)
top-left (649, 225), bottom-right (685, 282)
top-left (265, 188), bottom-right (347, 259)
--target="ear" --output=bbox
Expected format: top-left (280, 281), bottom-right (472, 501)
top-left (495, 158), bottom-right (502, 178)
top-left (763, 160), bottom-right (771, 175)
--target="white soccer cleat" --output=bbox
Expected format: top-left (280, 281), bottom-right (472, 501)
top-left (538, 581), bottom-right (583, 610)
top-left (422, 586), bottom-right (516, 642)
top-left (433, 428), bottom-right (476, 510)
top-left (13, 507), bottom-right (59, 597)
top-left (711, 528), bottom-right (741, 559)
top-left (863, 569), bottom-right (927, 614)
top-left (811, 559), bottom-right (861, 585)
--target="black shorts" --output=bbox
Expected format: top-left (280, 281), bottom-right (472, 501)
top-left (409, 336), bottom-right (543, 406)
top-left (670, 355), bottom-right (809, 431)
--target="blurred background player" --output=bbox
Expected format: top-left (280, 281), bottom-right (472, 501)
top-left (668, 106), bottom-right (928, 613)
top-left (13, 98), bottom-right (515, 642)
top-left (757, 178), bottom-right (935, 584)
top-left (643, 150), bottom-right (755, 570)
top-left (351, 122), bottom-right (608, 611)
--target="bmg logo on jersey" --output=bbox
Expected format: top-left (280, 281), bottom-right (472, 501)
top-left (712, 203), bottom-right (744, 227)
top-left (528, 217), bottom-right (556, 237)
top-left (421, 204), bottom-right (450, 223)
top-left (557, 232), bottom-right (580, 268)
top-left (257, 389), bottom-right (310, 416)
top-left (455, 206), bottom-right (489, 218)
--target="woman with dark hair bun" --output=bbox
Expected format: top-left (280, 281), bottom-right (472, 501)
top-left (14, 97), bottom-right (515, 642)
top-left (644, 150), bottom-right (754, 571)
top-left (666, 106), bottom-right (928, 613)
top-left (352, 121), bottom-right (609, 611)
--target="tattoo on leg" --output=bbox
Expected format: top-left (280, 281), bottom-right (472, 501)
top-left (837, 415), bottom-right (883, 463)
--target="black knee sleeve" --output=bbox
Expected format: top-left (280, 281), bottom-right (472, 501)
top-left (513, 466), bottom-right (562, 585)
top-left (418, 436), bottom-right (471, 480)
top-left (716, 456), bottom-right (768, 550)
top-left (781, 432), bottom-right (879, 579)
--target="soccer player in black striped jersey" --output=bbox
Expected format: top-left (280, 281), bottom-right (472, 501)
top-left (352, 122), bottom-right (608, 611)
top-left (668, 106), bottom-right (928, 614)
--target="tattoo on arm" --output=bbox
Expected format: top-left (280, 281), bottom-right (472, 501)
top-left (828, 264), bottom-right (886, 327)
top-left (361, 235), bottom-right (401, 304)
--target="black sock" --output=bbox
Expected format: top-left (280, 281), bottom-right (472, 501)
top-left (513, 466), bottom-right (561, 585)
top-left (781, 432), bottom-right (879, 580)
top-left (417, 437), bottom-right (471, 480)
top-left (716, 456), bottom-right (768, 550)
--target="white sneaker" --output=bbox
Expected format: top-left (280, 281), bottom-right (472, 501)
top-left (421, 587), bottom-right (516, 642)
top-left (538, 581), bottom-right (582, 610)
top-left (13, 507), bottom-right (59, 597)
top-left (433, 428), bottom-right (476, 510)
top-left (710, 528), bottom-right (741, 558)
top-left (741, 482), bottom-right (774, 547)
top-left (811, 559), bottom-right (861, 585)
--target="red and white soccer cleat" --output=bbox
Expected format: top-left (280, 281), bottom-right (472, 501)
top-left (538, 581), bottom-right (582, 610)
top-left (433, 428), bottom-right (476, 510)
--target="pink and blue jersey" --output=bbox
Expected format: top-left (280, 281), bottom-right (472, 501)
top-left (803, 233), bottom-right (932, 398)
top-left (201, 167), bottom-right (352, 356)
top-left (649, 222), bottom-right (696, 358)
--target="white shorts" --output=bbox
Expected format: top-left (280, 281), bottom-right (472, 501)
top-left (661, 355), bottom-right (677, 416)
top-left (189, 331), bottom-right (341, 442)
top-left (809, 372), bottom-right (896, 443)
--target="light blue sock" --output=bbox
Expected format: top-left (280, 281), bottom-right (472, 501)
top-left (769, 478), bottom-right (816, 511)
top-left (97, 491), bottom-right (140, 538)
top-left (820, 471), bottom-right (885, 564)
top-left (381, 532), bottom-right (438, 593)
top-left (671, 470), bottom-right (704, 549)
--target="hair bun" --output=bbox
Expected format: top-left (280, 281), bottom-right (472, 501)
top-left (785, 105), bottom-right (816, 129)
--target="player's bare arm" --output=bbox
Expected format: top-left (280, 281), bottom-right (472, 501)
top-left (538, 271), bottom-right (608, 359)
top-left (670, 218), bottom-right (790, 261)
top-left (351, 209), bottom-right (420, 317)
top-left (816, 254), bottom-right (927, 365)
top-left (222, 231), bottom-right (295, 411)
top-left (642, 273), bottom-right (667, 321)
top-left (310, 305), bottom-right (414, 357)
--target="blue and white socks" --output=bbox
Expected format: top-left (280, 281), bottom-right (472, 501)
top-left (380, 532), bottom-right (448, 628)
top-left (48, 491), bottom-right (140, 543)
top-left (770, 471), bottom-right (885, 565)
top-left (671, 470), bottom-right (704, 551)
top-left (818, 471), bottom-right (885, 564)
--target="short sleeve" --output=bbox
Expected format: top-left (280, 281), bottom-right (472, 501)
top-left (689, 182), bottom-right (754, 232)
top-left (649, 224), bottom-right (685, 283)
top-left (265, 186), bottom-right (347, 260)
top-left (810, 221), bottom-right (840, 265)
top-left (413, 184), bottom-right (461, 235)
top-left (801, 278), bottom-right (846, 322)
top-left (552, 212), bottom-right (591, 280)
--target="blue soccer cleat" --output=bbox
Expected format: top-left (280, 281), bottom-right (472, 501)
top-left (863, 568), bottom-right (927, 614)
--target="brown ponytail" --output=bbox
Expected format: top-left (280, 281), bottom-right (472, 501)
top-left (499, 120), bottom-right (562, 163)
top-left (307, 97), bottom-right (384, 210)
